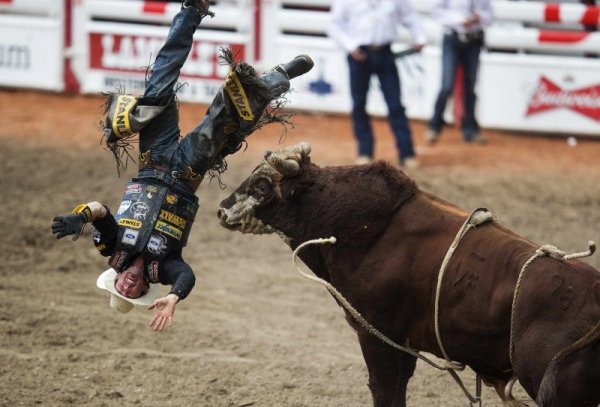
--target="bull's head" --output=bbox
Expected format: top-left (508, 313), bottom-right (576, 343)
top-left (217, 142), bottom-right (312, 240)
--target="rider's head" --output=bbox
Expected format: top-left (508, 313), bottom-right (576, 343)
top-left (96, 256), bottom-right (156, 313)
top-left (114, 256), bottom-right (149, 299)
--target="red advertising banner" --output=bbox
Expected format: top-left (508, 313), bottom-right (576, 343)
top-left (89, 32), bottom-right (245, 81)
top-left (526, 76), bottom-right (600, 122)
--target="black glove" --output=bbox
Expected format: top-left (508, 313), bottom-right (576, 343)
top-left (51, 214), bottom-right (88, 241)
top-left (52, 204), bottom-right (92, 241)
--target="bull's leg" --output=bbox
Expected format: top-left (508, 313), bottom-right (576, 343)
top-left (534, 322), bottom-right (600, 407)
top-left (480, 375), bottom-right (528, 406)
top-left (538, 342), bottom-right (600, 407)
top-left (357, 333), bottom-right (416, 407)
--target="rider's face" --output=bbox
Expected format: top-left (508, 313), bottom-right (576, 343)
top-left (114, 260), bottom-right (148, 299)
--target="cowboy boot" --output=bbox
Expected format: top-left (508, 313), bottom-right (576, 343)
top-left (176, 53), bottom-right (314, 186)
top-left (182, 0), bottom-right (214, 18)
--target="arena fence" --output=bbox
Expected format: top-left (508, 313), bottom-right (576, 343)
top-left (0, 0), bottom-right (65, 91)
top-left (0, 0), bottom-right (598, 135)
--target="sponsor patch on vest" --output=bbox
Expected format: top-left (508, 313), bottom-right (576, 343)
top-left (166, 194), bottom-right (178, 205)
top-left (147, 234), bottom-right (167, 255)
top-left (118, 218), bottom-right (142, 229)
top-left (224, 70), bottom-right (255, 121)
top-left (155, 220), bottom-right (183, 240)
top-left (117, 199), bottom-right (133, 215)
top-left (146, 185), bottom-right (158, 199)
top-left (159, 209), bottom-right (187, 229)
top-left (131, 201), bottom-right (150, 220)
top-left (185, 202), bottom-right (199, 216)
top-left (147, 261), bottom-right (160, 283)
top-left (111, 250), bottom-right (128, 269)
top-left (121, 228), bottom-right (139, 245)
top-left (126, 183), bottom-right (142, 194)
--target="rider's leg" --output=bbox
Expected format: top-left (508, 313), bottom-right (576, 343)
top-left (173, 54), bottom-right (313, 189)
top-left (138, 5), bottom-right (209, 161)
top-left (102, 3), bottom-right (212, 173)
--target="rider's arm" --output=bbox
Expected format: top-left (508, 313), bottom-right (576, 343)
top-left (87, 202), bottom-right (118, 257)
top-left (147, 257), bottom-right (195, 331)
top-left (159, 255), bottom-right (196, 300)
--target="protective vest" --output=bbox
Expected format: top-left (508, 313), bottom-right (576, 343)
top-left (109, 180), bottom-right (198, 274)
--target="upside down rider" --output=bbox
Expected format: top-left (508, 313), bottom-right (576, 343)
top-left (51, 0), bottom-right (313, 331)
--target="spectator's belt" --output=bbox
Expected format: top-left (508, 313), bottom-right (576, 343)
top-left (360, 43), bottom-right (391, 52)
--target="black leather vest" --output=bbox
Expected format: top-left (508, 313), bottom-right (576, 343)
top-left (109, 180), bottom-right (198, 274)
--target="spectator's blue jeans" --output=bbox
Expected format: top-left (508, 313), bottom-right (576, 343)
top-left (348, 46), bottom-right (415, 162)
top-left (428, 33), bottom-right (482, 140)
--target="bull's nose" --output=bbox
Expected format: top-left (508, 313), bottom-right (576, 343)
top-left (217, 208), bottom-right (226, 222)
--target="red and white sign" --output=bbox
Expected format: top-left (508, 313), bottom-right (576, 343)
top-left (480, 53), bottom-right (600, 135)
top-left (84, 31), bottom-right (247, 103)
top-left (526, 76), bottom-right (600, 122)
top-left (89, 33), bottom-right (245, 80)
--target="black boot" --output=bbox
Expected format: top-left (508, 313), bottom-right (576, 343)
top-left (182, 0), bottom-right (214, 18)
top-left (176, 52), bottom-right (313, 185)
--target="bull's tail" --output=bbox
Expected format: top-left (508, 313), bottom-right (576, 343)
top-left (536, 321), bottom-right (600, 406)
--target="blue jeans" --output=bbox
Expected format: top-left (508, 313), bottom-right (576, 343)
top-left (348, 46), bottom-right (415, 162)
top-left (428, 33), bottom-right (482, 140)
top-left (136, 7), bottom-right (204, 195)
top-left (137, 6), bottom-right (286, 190)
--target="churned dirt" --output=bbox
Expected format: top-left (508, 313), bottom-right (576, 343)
top-left (0, 89), bottom-right (599, 406)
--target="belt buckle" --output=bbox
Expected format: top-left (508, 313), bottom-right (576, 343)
top-left (171, 170), bottom-right (181, 179)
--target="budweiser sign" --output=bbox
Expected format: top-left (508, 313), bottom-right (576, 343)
top-left (526, 76), bottom-right (600, 122)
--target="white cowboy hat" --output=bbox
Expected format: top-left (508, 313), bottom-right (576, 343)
top-left (96, 268), bottom-right (161, 313)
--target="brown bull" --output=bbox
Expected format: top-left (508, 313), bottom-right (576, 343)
top-left (217, 142), bottom-right (600, 407)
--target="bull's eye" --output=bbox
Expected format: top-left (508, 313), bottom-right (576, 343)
top-left (250, 178), bottom-right (272, 199)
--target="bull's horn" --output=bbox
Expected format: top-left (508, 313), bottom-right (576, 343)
top-left (297, 141), bottom-right (311, 156)
top-left (265, 151), bottom-right (300, 177)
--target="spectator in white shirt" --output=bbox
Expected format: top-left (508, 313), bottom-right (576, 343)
top-left (328, 0), bottom-right (427, 168)
top-left (425, 0), bottom-right (494, 145)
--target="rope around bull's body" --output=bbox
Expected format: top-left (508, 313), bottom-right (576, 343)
top-left (291, 212), bottom-right (492, 406)
top-left (291, 211), bottom-right (597, 406)
top-left (434, 208), bottom-right (493, 363)
top-left (509, 240), bottom-right (597, 366)
top-left (432, 208), bottom-right (494, 405)
top-left (292, 237), bottom-right (458, 370)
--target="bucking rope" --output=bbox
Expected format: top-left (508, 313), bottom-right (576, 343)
top-left (291, 207), bottom-right (494, 406)
top-left (433, 207), bottom-right (494, 405)
top-left (291, 237), bottom-right (455, 369)
top-left (509, 240), bottom-right (597, 366)
top-left (291, 211), bottom-right (597, 406)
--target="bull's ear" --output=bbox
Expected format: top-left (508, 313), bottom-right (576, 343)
top-left (280, 178), bottom-right (309, 201)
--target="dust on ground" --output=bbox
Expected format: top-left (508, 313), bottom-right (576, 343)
top-left (0, 90), bottom-right (599, 406)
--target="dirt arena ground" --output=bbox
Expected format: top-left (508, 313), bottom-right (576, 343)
top-left (1, 89), bottom-right (599, 406)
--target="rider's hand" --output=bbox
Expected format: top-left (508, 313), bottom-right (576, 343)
top-left (148, 293), bottom-right (180, 332)
top-left (51, 213), bottom-right (88, 241)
